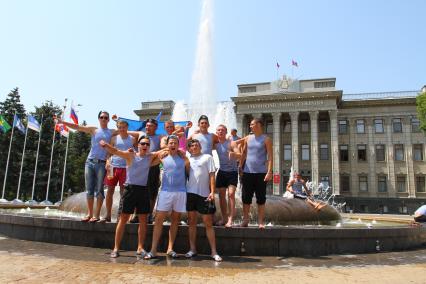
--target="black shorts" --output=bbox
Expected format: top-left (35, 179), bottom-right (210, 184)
top-left (186, 193), bottom-right (216, 215)
top-left (414, 215), bottom-right (426, 222)
top-left (119, 184), bottom-right (150, 214)
top-left (241, 173), bottom-right (267, 205)
top-left (216, 170), bottom-right (238, 188)
top-left (147, 165), bottom-right (160, 201)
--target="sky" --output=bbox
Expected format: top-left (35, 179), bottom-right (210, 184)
top-left (1, 0), bottom-right (425, 126)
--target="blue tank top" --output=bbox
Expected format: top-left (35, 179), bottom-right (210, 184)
top-left (88, 128), bottom-right (113, 161)
top-left (216, 140), bottom-right (237, 172)
top-left (193, 133), bottom-right (213, 155)
top-left (292, 179), bottom-right (305, 195)
top-left (111, 135), bottom-right (134, 168)
top-left (243, 134), bottom-right (267, 173)
top-left (148, 134), bottom-right (161, 152)
top-left (161, 155), bottom-right (186, 192)
top-left (125, 154), bottom-right (152, 186)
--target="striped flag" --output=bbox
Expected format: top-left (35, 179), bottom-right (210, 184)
top-left (0, 115), bottom-right (11, 133)
top-left (13, 114), bottom-right (26, 134)
top-left (28, 115), bottom-right (41, 132)
top-left (70, 104), bottom-right (79, 124)
top-left (55, 123), bottom-right (69, 138)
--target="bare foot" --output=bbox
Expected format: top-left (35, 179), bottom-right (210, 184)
top-left (240, 220), bottom-right (249, 227)
top-left (258, 224), bottom-right (265, 229)
top-left (225, 220), bottom-right (233, 228)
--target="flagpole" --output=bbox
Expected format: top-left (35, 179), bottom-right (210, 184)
top-left (42, 120), bottom-right (57, 206)
top-left (14, 117), bottom-right (29, 203)
top-left (0, 111), bottom-right (16, 203)
top-left (29, 114), bottom-right (43, 204)
top-left (59, 135), bottom-right (70, 203)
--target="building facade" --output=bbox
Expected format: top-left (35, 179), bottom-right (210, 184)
top-left (232, 78), bottom-right (426, 214)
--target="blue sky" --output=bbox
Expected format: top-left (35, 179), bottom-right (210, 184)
top-left (1, 0), bottom-right (425, 125)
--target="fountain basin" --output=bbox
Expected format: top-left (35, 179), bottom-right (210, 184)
top-left (0, 212), bottom-right (424, 256)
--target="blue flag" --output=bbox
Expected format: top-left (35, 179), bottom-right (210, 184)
top-left (13, 114), bottom-right (26, 134)
top-left (28, 115), bottom-right (41, 132)
top-left (117, 117), bottom-right (189, 136)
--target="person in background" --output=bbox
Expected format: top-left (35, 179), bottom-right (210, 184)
top-left (413, 204), bottom-right (426, 223)
top-left (188, 115), bottom-right (219, 156)
top-left (286, 172), bottom-right (326, 211)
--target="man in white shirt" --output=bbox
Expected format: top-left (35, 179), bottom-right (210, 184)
top-left (185, 139), bottom-right (222, 262)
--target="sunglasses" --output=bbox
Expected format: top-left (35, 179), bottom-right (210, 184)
top-left (99, 116), bottom-right (109, 120)
top-left (139, 142), bottom-right (150, 146)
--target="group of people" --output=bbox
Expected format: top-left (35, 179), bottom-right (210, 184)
top-left (58, 112), bottom-right (276, 262)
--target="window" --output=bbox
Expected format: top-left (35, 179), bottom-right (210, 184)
top-left (356, 119), bottom-right (365, 133)
top-left (378, 175), bottom-right (387, 192)
top-left (393, 118), bottom-right (402, 133)
top-left (301, 144), bottom-right (310, 160)
top-left (265, 120), bottom-right (273, 134)
top-left (240, 86), bottom-right (256, 93)
top-left (416, 176), bottom-right (425, 192)
top-left (397, 176), bottom-right (406, 193)
top-left (339, 145), bottom-right (349, 162)
top-left (283, 120), bottom-right (291, 133)
top-left (320, 144), bottom-right (329, 160)
top-left (340, 175), bottom-right (350, 192)
top-left (301, 120), bottom-right (309, 132)
top-left (314, 81), bottom-right (335, 88)
top-left (339, 120), bottom-right (348, 134)
top-left (284, 144), bottom-right (292, 161)
top-left (413, 144), bottom-right (423, 161)
top-left (394, 144), bottom-right (404, 161)
top-left (359, 176), bottom-right (368, 192)
top-left (411, 118), bottom-right (420, 133)
top-left (375, 144), bottom-right (385, 162)
top-left (357, 144), bottom-right (367, 161)
top-left (374, 119), bottom-right (384, 133)
top-left (319, 120), bottom-right (328, 132)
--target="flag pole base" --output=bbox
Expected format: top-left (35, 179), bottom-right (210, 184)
top-left (54, 201), bottom-right (62, 206)
top-left (0, 198), bottom-right (10, 204)
top-left (12, 199), bottom-right (24, 204)
top-left (25, 200), bottom-right (39, 205)
top-left (40, 200), bottom-right (53, 206)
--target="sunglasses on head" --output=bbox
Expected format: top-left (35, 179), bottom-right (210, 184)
top-left (139, 142), bottom-right (150, 146)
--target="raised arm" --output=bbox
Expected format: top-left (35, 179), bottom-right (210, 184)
top-left (57, 118), bottom-right (96, 135)
top-left (264, 136), bottom-right (273, 182)
top-left (99, 140), bottom-right (133, 165)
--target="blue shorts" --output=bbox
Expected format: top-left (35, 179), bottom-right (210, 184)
top-left (85, 159), bottom-right (106, 198)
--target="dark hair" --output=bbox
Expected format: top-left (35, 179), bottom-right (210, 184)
top-left (138, 135), bottom-right (149, 143)
top-left (187, 138), bottom-right (201, 148)
top-left (231, 128), bottom-right (237, 133)
top-left (198, 115), bottom-right (209, 123)
top-left (251, 117), bottom-right (263, 126)
top-left (98, 111), bottom-right (110, 118)
top-left (145, 118), bottom-right (158, 126)
top-left (166, 134), bottom-right (179, 144)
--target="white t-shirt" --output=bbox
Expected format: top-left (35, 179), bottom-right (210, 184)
top-left (187, 154), bottom-right (216, 197)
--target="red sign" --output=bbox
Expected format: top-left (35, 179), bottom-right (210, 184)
top-left (273, 174), bottom-right (280, 184)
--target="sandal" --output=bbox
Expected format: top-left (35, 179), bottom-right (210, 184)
top-left (81, 216), bottom-right (91, 222)
top-left (143, 252), bottom-right (157, 260)
top-left (167, 250), bottom-right (178, 259)
top-left (89, 217), bottom-right (100, 223)
top-left (110, 250), bottom-right (120, 258)
top-left (136, 249), bottom-right (147, 257)
top-left (184, 250), bottom-right (197, 258)
top-left (212, 254), bottom-right (222, 262)
top-left (98, 217), bottom-right (111, 223)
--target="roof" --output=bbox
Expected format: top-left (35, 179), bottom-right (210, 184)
top-left (342, 91), bottom-right (419, 101)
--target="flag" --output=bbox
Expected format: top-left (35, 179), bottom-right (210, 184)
top-left (27, 115), bottom-right (41, 132)
top-left (291, 60), bottom-right (298, 67)
top-left (117, 116), bottom-right (189, 135)
top-left (155, 111), bottom-right (162, 122)
top-left (276, 62), bottom-right (280, 68)
top-left (70, 104), bottom-right (79, 124)
top-left (13, 114), bottom-right (26, 134)
top-left (55, 123), bottom-right (69, 138)
top-left (0, 115), bottom-right (11, 133)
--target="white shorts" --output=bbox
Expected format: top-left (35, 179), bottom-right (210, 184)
top-left (156, 191), bottom-right (187, 213)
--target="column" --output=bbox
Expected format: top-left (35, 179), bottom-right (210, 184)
top-left (367, 119), bottom-right (376, 196)
top-left (329, 110), bottom-right (340, 195)
top-left (289, 112), bottom-right (299, 172)
top-left (404, 117), bottom-right (415, 197)
top-left (236, 114), bottom-right (245, 137)
top-left (385, 118), bottom-right (396, 195)
top-left (272, 112), bottom-right (282, 195)
top-left (309, 111), bottom-right (319, 185)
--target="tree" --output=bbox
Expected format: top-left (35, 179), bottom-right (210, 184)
top-left (416, 91), bottom-right (426, 132)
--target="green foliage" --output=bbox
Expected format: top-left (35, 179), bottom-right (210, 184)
top-left (0, 89), bottom-right (91, 202)
top-left (416, 92), bottom-right (426, 132)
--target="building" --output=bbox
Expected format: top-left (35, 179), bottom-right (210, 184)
top-left (134, 100), bottom-right (175, 121)
top-left (134, 78), bottom-right (426, 214)
top-left (232, 77), bottom-right (426, 214)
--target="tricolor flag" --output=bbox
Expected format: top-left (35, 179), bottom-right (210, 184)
top-left (0, 115), bottom-right (11, 133)
top-left (28, 115), bottom-right (41, 132)
top-left (55, 123), bottom-right (69, 138)
top-left (70, 104), bottom-right (78, 124)
top-left (13, 114), bottom-right (26, 134)
top-left (291, 60), bottom-right (298, 67)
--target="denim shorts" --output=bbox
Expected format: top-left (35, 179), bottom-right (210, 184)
top-left (85, 159), bottom-right (106, 198)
